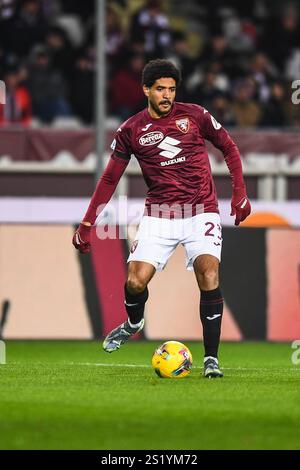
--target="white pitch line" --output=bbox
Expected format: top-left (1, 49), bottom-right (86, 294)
top-left (72, 362), bottom-right (300, 372)
top-left (75, 362), bottom-right (149, 368)
top-left (75, 362), bottom-right (201, 368)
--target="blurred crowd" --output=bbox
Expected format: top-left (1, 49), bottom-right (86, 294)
top-left (1, 0), bottom-right (300, 128)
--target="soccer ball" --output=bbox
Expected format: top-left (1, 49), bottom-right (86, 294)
top-left (151, 341), bottom-right (193, 378)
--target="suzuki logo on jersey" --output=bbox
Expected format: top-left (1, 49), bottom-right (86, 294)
top-left (139, 131), bottom-right (164, 146)
top-left (176, 118), bottom-right (189, 133)
top-left (158, 136), bottom-right (182, 158)
top-left (158, 136), bottom-right (185, 166)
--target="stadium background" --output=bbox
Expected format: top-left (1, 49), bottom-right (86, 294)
top-left (0, 0), bottom-right (300, 341)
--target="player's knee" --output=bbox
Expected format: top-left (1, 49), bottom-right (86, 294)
top-left (199, 269), bottom-right (219, 290)
top-left (126, 276), bottom-right (147, 294)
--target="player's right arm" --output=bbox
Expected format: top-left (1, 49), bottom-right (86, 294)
top-left (72, 124), bottom-right (132, 253)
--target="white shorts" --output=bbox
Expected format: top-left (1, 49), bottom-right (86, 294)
top-left (127, 213), bottom-right (222, 271)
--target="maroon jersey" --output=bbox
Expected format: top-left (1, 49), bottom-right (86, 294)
top-left (111, 102), bottom-right (243, 215)
top-left (84, 102), bottom-right (244, 224)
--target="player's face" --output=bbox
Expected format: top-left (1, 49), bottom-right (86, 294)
top-left (143, 78), bottom-right (176, 118)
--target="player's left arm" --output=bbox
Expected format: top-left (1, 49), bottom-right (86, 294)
top-left (200, 109), bottom-right (251, 226)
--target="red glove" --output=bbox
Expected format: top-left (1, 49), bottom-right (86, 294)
top-left (230, 186), bottom-right (251, 226)
top-left (72, 223), bottom-right (91, 254)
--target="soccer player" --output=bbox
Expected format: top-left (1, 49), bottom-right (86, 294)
top-left (73, 59), bottom-right (251, 378)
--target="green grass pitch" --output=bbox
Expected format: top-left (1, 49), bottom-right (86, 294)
top-left (0, 341), bottom-right (299, 450)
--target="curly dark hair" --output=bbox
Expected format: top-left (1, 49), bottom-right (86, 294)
top-left (142, 59), bottom-right (182, 88)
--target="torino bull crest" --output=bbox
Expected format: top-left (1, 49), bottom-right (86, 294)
top-left (176, 117), bottom-right (190, 133)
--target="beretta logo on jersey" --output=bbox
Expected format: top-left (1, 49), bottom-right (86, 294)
top-left (176, 117), bottom-right (189, 133)
top-left (139, 131), bottom-right (164, 146)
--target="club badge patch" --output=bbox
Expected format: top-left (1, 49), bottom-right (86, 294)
top-left (176, 117), bottom-right (189, 133)
top-left (130, 240), bottom-right (138, 253)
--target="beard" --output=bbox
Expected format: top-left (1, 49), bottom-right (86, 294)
top-left (149, 98), bottom-right (172, 116)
